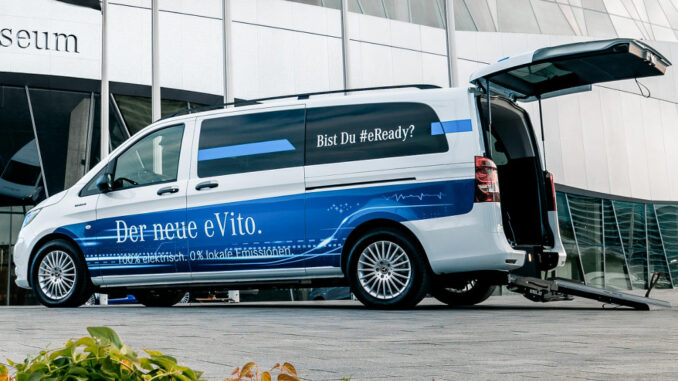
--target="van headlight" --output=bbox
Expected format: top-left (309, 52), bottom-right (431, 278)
top-left (23, 208), bottom-right (41, 228)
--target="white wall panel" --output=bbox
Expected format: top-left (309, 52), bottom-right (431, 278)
top-left (660, 102), bottom-right (678, 200)
top-left (555, 94), bottom-right (589, 189)
top-left (598, 88), bottom-right (633, 197)
top-left (621, 93), bottom-right (653, 199)
top-left (578, 90), bottom-right (612, 194)
top-left (644, 98), bottom-right (672, 200)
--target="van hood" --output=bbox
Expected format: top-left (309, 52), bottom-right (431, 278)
top-left (35, 189), bottom-right (69, 209)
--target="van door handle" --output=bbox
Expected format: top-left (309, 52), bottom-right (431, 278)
top-left (195, 181), bottom-right (218, 191)
top-left (157, 186), bottom-right (179, 195)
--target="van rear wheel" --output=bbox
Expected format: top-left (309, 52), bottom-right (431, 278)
top-left (135, 290), bottom-right (186, 307)
top-left (432, 278), bottom-right (495, 306)
top-left (347, 228), bottom-right (430, 309)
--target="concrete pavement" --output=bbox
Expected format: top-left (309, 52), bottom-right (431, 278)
top-left (1, 290), bottom-right (678, 380)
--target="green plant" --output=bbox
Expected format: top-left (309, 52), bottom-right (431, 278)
top-left (2, 327), bottom-right (204, 381)
top-left (226, 362), bottom-right (299, 381)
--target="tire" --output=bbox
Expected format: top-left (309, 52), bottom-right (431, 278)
top-left (135, 289), bottom-right (186, 307)
top-left (347, 227), bottom-right (430, 309)
top-left (431, 278), bottom-right (495, 306)
top-left (30, 239), bottom-right (92, 308)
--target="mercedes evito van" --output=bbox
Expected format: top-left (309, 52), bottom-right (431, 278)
top-left (13, 38), bottom-right (670, 308)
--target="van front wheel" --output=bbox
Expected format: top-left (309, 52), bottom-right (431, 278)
top-left (347, 228), bottom-right (430, 309)
top-left (431, 279), bottom-right (495, 306)
top-left (31, 239), bottom-right (92, 308)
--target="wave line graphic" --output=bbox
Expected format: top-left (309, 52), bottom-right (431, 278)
top-left (384, 192), bottom-right (445, 202)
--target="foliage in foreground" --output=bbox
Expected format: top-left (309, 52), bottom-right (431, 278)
top-left (225, 362), bottom-right (299, 381)
top-left (0, 326), bottom-right (203, 381)
top-left (0, 327), bottom-right (304, 381)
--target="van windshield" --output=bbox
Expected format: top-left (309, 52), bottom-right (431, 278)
top-left (2, 160), bottom-right (41, 186)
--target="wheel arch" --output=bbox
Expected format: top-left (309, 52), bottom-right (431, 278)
top-left (340, 218), bottom-right (431, 276)
top-left (27, 232), bottom-right (88, 288)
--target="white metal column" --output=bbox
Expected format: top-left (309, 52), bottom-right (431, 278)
top-left (100, 0), bottom-right (110, 158)
top-left (222, 0), bottom-right (234, 105)
top-left (151, 0), bottom-right (161, 122)
top-left (340, 0), bottom-right (351, 90)
top-left (445, 0), bottom-right (458, 87)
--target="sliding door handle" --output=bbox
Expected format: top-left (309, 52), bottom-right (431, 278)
top-left (157, 186), bottom-right (179, 196)
top-left (195, 181), bottom-right (219, 191)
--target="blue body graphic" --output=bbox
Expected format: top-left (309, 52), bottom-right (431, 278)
top-left (198, 139), bottom-right (296, 161)
top-left (430, 119), bottom-right (473, 135)
top-left (55, 179), bottom-right (475, 279)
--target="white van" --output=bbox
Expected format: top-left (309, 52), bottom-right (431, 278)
top-left (13, 39), bottom-right (670, 308)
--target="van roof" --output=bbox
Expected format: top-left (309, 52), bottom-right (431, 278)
top-left (159, 84), bottom-right (450, 122)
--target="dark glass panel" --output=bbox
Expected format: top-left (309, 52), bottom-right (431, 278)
top-left (453, 0), bottom-right (477, 31)
top-left (647, 205), bottom-right (672, 288)
top-left (655, 205), bottom-right (678, 286)
top-left (358, 0), bottom-right (387, 17)
top-left (198, 109), bottom-right (305, 177)
top-left (411, 0), bottom-right (443, 27)
top-left (162, 100), bottom-right (189, 118)
top-left (28, 88), bottom-right (91, 197)
top-left (568, 194), bottom-right (604, 287)
top-left (383, 0), bottom-right (410, 22)
top-left (305, 103), bottom-right (448, 165)
top-left (556, 192), bottom-right (584, 281)
top-left (89, 95), bottom-right (130, 170)
top-left (602, 199), bottom-right (631, 290)
top-left (114, 95), bottom-right (191, 136)
top-left (114, 95), bottom-right (151, 136)
top-left (0, 86), bottom-right (44, 206)
top-left (614, 201), bottom-right (648, 288)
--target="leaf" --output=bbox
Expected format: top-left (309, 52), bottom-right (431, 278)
top-left (0, 364), bottom-right (7, 375)
top-left (261, 371), bottom-right (272, 381)
top-left (281, 363), bottom-right (297, 377)
top-left (87, 327), bottom-right (123, 349)
top-left (277, 374), bottom-right (298, 381)
top-left (143, 349), bottom-right (164, 357)
top-left (239, 362), bottom-right (257, 378)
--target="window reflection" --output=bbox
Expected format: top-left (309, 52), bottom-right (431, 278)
top-left (568, 194), bottom-right (604, 288)
top-left (28, 88), bottom-right (91, 196)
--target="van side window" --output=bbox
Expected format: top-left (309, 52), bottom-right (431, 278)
top-left (197, 109), bottom-right (305, 177)
top-left (305, 102), bottom-right (449, 166)
top-left (112, 124), bottom-right (185, 190)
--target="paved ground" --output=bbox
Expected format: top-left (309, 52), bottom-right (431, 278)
top-left (1, 290), bottom-right (678, 380)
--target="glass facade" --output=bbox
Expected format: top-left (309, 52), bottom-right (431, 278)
top-left (556, 191), bottom-right (677, 290)
top-left (0, 85), bottom-right (195, 305)
top-left (288, 0), bottom-right (678, 41)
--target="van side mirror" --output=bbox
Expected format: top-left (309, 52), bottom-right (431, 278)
top-left (96, 173), bottom-right (113, 193)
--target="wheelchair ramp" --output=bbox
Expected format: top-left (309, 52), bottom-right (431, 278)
top-left (507, 275), bottom-right (671, 310)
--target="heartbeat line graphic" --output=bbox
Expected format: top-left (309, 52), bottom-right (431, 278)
top-left (384, 192), bottom-right (446, 202)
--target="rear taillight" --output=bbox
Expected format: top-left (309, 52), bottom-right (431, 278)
top-left (474, 156), bottom-right (500, 203)
top-left (545, 171), bottom-right (557, 211)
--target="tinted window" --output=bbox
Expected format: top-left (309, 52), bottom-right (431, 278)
top-left (2, 161), bottom-right (41, 186)
top-left (80, 167), bottom-right (106, 197)
top-left (112, 125), bottom-right (184, 190)
top-left (305, 103), bottom-right (448, 165)
top-left (197, 109), bottom-right (305, 177)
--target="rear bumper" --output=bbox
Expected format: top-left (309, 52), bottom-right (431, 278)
top-left (403, 202), bottom-right (526, 275)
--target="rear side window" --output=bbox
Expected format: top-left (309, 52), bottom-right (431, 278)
top-left (305, 102), bottom-right (449, 166)
top-left (197, 109), bottom-right (305, 177)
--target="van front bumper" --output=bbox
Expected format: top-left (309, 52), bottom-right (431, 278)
top-left (13, 229), bottom-right (32, 290)
top-left (403, 202), bottom-right (526, 275)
